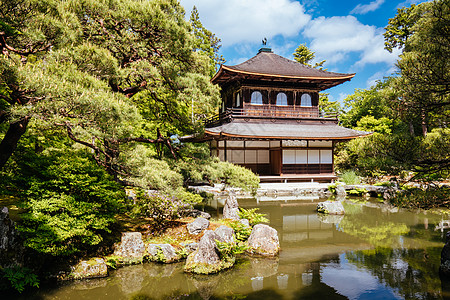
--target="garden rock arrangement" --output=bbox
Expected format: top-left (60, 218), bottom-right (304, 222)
top-left (317, 200), bottom-right (345, 215)
top-left (68, 194), bottom-right (281, 279)
top-left (246, 224), bottom-right (280, 256)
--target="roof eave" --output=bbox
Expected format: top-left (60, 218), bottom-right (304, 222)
top-left (220, 65), bottom-right (355, 81)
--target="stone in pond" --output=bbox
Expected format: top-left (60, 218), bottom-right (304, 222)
top-left (246, 224), bottom-right (280, 256)
top-left (184, 230), bottom-right (235, 274)
top-left (187, 217), bottom-right (210, 235)
top-left (317, 200), bottom-right (345, 215)
top-left (114, 232), bottom-right (146, 263)
top-left (70, 258), bottom-right (108, 280)
top-left (147, 244), bottom-right (178, 263)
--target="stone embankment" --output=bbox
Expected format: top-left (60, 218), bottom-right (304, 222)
top-left (190, 182), bottom-right (400, 200)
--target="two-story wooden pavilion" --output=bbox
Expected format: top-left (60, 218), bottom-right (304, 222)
top-left (201, 47), bottom-right (370, 182)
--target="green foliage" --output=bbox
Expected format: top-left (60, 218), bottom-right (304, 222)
top-left (341, 80), bottom-right (394, 129)
top-left (389, 185), bottom-right (450, 209)
top-left (319, 93), bottom-right (342, 116)
top-left (220, 162), bottom-right (260, 193)
top-left (104, 255), bottom-right (121, 269)
top-left (0, 266), bottom-right (39, 293)
top-left (189, 6), bottom-right (225, 77)
top-left (293, 44), bottom-right (326, 69)
top-left (227, 220), bottom-right (252, 242)
top-left (173, 146), bottom-right (260, 193)
top-left (354, 116), bottom-right (392, 135)
top-left (130, 192), bottom-right (190, 230)
top-left (13, 147), bottom-right (125, 256)
top-left (238, 208), bottom-right (268, 226)
top-left (215, 240), bottom-right (247, 260)
top-left (328, 183), bottom-right (338, 194)
top-left (384, 4), bottom-right (423, 52)
top-left (347, 188), bottom-right (368, 196)
top-left (154, 249), bottom-right (167, 263)
top-left (339, 170), bottom-right (361, 185)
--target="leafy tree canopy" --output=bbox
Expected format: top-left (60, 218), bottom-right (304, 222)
top-left (0, 0), bottom-right (221, 182)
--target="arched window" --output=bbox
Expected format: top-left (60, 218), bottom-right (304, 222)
top-left (276, 92), bottom-right (288, 106)
top-left (236, 93), bottom-right (241, 107)
top-left (300, 93), bottom-right (312, 107)
top-left (250, 91), bottom-right (263, 105)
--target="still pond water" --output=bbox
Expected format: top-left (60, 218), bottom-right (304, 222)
top-left (22, 196), bottom-right (450, 299)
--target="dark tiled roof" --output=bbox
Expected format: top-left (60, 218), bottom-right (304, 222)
top-left (217, 50), bottom-right (354, 80)
top-left (205, 120), bottom-right (370, 140)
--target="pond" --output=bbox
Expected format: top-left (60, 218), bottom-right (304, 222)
top-left (17, 196), bottom-right (450, 299)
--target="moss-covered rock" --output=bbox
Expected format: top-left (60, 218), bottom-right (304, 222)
top-left (317, 200), bottom-right (345, 215)
top-left (184, 230), bottom-right (235, 274)
top-left (70, 258), bottom-right (108, 280)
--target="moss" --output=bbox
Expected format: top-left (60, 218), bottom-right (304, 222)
top-left (183, 256), bottom-right (235, 274)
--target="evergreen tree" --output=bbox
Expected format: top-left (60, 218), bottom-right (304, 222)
top-left (293, 44), bottom-right (326, 69)
top-left (189, 6), bottom-right (225, 77)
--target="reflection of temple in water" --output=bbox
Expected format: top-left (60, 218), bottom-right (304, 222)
top-left (235, 198), bottom-right (373, 296)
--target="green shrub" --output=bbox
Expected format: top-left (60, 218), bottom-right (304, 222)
top-left (227, 220), bottom-right (252, 242)
top-left (173, 152), bottom-right (260, 194)
top-left (238, 208), bottom-right (268, 226)
top-left (0, 266), bottom-right (39, 293)
top-left (339, 170), bottom-right (361, 185)
top-left (215, 240), bottom-right (247, 260)
top-left (130, 192), bottom-right (191, 230)
top-left (328, 183), bottom-right (337, 194)
top-left (17, 149), bottom-right (125, 256)
top-left (389, 185), bottom-right (450, 209)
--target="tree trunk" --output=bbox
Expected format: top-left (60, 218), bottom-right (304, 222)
top-left (421, 111), bottom-right (428, 137)
top-left (0, 117), bottom-right (30, 170)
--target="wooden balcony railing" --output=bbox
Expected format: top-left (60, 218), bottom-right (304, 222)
top-left (204, 105), bottom-right (338, 128)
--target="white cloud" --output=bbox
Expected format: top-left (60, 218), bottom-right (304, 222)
top-left (350, 0), bottom-right (385, 14)
top-left (366, 65), bottom-right (396, 87)
top-left (179, 0), bottom-right (311, 46)
top-left (303, 15), bottom-right (400, 68)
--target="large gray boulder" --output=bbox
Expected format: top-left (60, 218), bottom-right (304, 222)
top-left (147, 244), bottom-right (178, 263)
top-left (187, 217), bottom-right (210, 235)
top-left (247, 224), bottom-right (280, 256)
top-left (223, 194), bottom-right (240, 220)
top-left (184, 230), bottom-right (234, 274)
top-left (317, 200), bottom-right (345, 215)
top-left (114, 232), bottom-right (146, 263)
top-left (70, 258), bottom-right (108, 280)
top-left (215, 225), bottom-right (235, 244)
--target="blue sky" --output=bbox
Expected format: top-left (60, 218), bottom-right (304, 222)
top-left (179, 0), bottom-right (426, 104)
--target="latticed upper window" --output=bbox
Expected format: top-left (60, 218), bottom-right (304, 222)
top-left (250, 91), bottom-right (263, 104)
top-left (276, 92), bottom-right (288, 106)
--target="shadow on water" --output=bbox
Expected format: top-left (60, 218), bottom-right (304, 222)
top-left (13, 196), bottom-right (450, 299)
